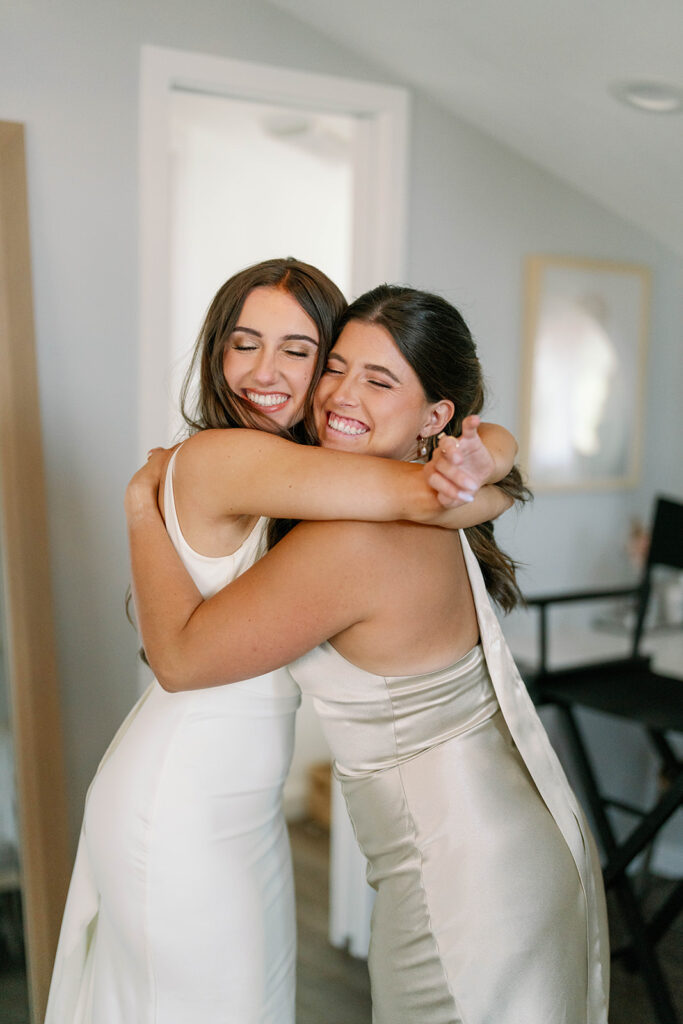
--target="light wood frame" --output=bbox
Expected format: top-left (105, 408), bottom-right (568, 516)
top-left (520, 254), bottom-right (651, 491)
top-left (0, 120), bottom-right (70, 1022)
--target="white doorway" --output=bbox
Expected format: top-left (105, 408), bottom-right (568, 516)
top-left (139, 45), bottom-right (409, 451)
top-left (168, 92), bottom-right (356, 440)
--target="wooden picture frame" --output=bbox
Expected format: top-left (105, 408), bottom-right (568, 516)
top-left (0, 120), bottom-right (70, 1022)
top-left (520, 255), bottom-right (651, 491)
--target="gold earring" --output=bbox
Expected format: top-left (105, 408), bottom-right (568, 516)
top-left (417, 435), bottom-right (428, 458)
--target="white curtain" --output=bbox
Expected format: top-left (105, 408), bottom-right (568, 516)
top-left (328, 777), bottom-right (374, 958)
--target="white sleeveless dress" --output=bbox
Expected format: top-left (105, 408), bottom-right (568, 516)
top-left (46, 449), bottom-right (301, 1024)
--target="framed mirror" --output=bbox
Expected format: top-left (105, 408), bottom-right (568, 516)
top-left (0, 120), bottom-right (70, 1023)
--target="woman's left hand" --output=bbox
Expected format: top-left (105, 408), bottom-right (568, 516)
top-left (124, 447), bottom-right (174, 522)
top-left (423, 416), bottom-right (495, 508)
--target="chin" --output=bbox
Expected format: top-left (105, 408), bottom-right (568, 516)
top-left (326, 430), bottom-right (366, 450)
top-left (260, 409), bottom-right (302, 433)
top-left (321, 436), bottom-right (354, 451)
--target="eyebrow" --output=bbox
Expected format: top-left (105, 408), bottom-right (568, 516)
top-left (232, 325), bottom-right (318, 346)
top-left (328, 352), bottom-right (401, 384)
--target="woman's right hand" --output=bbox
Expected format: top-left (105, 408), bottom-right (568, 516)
top-left (124, 447), bottom-right (173, 523)
top-left (424, 416), bottom-right (494, 508)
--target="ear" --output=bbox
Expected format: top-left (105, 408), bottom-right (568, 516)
top-left (421, 399), bottom-right (455, 438)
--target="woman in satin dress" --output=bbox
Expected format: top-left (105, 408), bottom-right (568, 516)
top-left (127, 284), bottom-right (611, 1024)
top-left (47, 262), bottom-right (514, 1024)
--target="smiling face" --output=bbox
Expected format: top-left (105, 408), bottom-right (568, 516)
top-left (314, 320), bottom-right (454, 460)
top-left (222, 286), bottom-right (320, 431)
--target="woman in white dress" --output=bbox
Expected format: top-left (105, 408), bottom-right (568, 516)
top-left (126, 284), bottom-right (610, 1024)
top-left (47, 262), bottom-right (516, 1024)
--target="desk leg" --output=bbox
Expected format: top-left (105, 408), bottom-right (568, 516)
top-left (557, 705), bottom-right (680, 1024)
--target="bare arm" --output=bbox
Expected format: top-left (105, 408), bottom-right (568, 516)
top-left (169, 415), bottom-right (516, 528)
top-left (126, 510), bottom-right (366, 691)
top-left (424, 418), bottom-right (517, 508)
top-left (125, 462), bottom-right (513, 689)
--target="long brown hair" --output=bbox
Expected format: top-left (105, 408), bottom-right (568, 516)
top-left (336, 284), bottom-right (531, 612)
top-left (128, 258), bottom-right (346, 644)
top-left (180, 257), bottom-right (346, 444)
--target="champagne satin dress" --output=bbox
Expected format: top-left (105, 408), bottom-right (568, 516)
top-left (46, 449), bottom-right (301, 1024)
top-left (289, 532), bottom-right (610, 1024)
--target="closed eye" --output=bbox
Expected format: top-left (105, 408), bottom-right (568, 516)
top-left (369, 379), bottom-right (392, 389)
top-left (285, 348), bottom-right (313, 358)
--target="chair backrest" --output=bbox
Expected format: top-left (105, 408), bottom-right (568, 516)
top-left (632, 495), bottom-right (683, 655)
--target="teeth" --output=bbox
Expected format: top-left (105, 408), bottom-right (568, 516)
top-left (245, 390), bottom-right (288, 407)
top-left (328, 414), bottom-right (368, 436)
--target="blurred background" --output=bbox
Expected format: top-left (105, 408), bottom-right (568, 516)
top-left (1, 1), bottom-right (681, 1020)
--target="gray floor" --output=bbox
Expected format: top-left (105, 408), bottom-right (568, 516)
top-left (1, 826), bottom-right (680, 1022)
top-left (290, 819), bottom-right (683, 1024)
top-left (293, 821), bottom-right (372, 1024)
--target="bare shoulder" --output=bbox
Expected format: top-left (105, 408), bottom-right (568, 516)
top-left (284, 518), bottom-right (405, 560)
top-left (260, 520), bottom-right (392, 623)
top-left (179, 427), bottom-right (290, 462)
top-left (174, 428), bottom-right (296, 493)
top-left (289, 518), bottom-right (459, 571)
top-left (289, 517), bottom-right (388, 543)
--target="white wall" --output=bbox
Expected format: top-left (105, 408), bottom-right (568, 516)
top-left (1, 0), bottom-right (681, 851)
top-left (406, 92), bottom-right (683, 591)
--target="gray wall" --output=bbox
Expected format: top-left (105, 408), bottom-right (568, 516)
top-left (407, 93), bottom-right (683, 591)
top-left (1, 0), bottom-right (681, 850)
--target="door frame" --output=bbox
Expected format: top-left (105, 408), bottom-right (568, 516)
top-left (0, 120), bottom-right (70, 1023)
top-left (138, 44), bottom-right (410, 453)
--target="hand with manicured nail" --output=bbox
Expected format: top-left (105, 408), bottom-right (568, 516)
top-left (423, 415), bottom-right (495, 508)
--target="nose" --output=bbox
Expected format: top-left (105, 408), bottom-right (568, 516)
top-left (251, 348), bottom-right (279, 386)
top-left (328, 374), bottom-right (359, 408)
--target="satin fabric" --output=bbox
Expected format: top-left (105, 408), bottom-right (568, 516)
top-left (289, 531), bottom-right (609, 1024)
top-left (46, 449), bottom-right (301, 1024)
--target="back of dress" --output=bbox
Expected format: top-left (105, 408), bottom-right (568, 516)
top-left (288, 529), bottom-right (609, 1024)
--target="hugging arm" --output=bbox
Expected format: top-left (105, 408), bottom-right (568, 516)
top-left (169, 416), bottom-right (516, 527)
top-left (126, 460), bottom-right (513, 690)
top-left (127, 514), bottom-right (370, 691)
top-left (126, 416), bottom-right (517, 683)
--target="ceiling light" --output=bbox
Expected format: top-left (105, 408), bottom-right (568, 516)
top-left (611, 80), bottom-right (683, 114)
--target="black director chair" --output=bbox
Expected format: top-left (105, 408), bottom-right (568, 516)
top-left (522, 496), bottom-right (683, 1024)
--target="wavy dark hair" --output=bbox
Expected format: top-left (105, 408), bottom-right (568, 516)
top-left (333, 284), bottom-right (531, 611)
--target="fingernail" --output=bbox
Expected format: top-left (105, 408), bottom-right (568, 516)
top-left (457, 491), bottom-right (475, 503)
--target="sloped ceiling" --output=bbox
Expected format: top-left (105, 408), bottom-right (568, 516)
top-left (269, 0), bottom-right (683, 256)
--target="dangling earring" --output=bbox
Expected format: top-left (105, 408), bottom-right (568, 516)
top-left (417, 435), bottom-right (428, 459)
